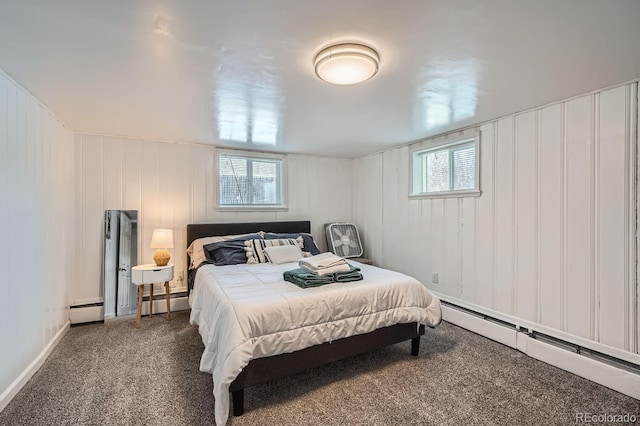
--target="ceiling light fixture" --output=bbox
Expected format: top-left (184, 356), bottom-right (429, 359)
top-left (314, 43), bottom-right (379, 86)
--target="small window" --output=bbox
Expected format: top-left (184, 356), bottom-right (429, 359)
top-left (410, 133), bottom-right (480, 198)
top-left (216, 150), bottom-right (287, 209)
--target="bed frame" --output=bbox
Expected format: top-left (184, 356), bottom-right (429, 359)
top-left (186, 221), bottom-right (425, 416)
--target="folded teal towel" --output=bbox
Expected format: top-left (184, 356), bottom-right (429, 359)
top-left (334, 264), bottom-right (363, 282)
top-left (284, 264), bottom-right (363, 288)
top-left (283, 268), bottom-right (336, 288)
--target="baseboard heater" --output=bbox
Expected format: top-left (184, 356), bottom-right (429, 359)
top-left (70, 291), bottom-right (190, 325)
top-left (441, 300), bottom-right (640, 376)
top-left (70, 301), bottom-right (104, 308)
top-left (69, 301), bottom-right (104, 325)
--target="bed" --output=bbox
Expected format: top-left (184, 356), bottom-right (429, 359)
top-left (187, 221), bottom-right (442, 425)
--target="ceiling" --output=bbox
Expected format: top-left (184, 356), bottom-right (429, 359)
top-left (1, 1), bottom-right (639, 158)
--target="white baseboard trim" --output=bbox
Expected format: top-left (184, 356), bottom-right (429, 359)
top-left (0, 321), bottom-right (70, 413)
top-left (442, 304), bottom-right (640, 399)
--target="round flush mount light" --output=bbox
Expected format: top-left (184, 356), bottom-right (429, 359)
top-left (314, 43), bottom-right (379, 85)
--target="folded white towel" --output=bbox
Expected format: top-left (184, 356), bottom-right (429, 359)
top-left (299, 252), bottom-right (346, 270)
top-left (300, 262), bottom-right (351, 276)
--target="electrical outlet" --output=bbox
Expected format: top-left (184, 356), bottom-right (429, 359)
top-left (432, 272), bottom-right (439, 284)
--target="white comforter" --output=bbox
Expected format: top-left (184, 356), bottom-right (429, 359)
top-left (189, 261), bottom-right (442, 425)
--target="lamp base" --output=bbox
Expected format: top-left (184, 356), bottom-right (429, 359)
top-left (153, 249), bottom-right (171, 267)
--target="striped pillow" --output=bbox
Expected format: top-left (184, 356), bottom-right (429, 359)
top-left (245, 237), bottom-right (304, 264)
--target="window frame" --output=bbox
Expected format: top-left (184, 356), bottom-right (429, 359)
top-left (409, 132), bottom-right (481, 199)
top-left (215, 148), bottom-right (288, 211)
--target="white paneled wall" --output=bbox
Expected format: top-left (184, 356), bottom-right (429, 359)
top-left (73, 134), bottom-right (353, 303)
top-left (354, 83), bottom-right (638, 356)
top-left (0, 71), bottom-right (76, 401)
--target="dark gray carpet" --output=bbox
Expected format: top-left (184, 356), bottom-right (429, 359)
top-left (0, 311), bottom-right (638, 426)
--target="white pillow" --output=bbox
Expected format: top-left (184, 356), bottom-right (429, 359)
top-left (263, 245), bottom-right (304, 265)
top-left (245, 237), bottom-right (304, 264)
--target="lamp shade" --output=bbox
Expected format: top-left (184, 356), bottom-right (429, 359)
top-left (150, 229), bottom-right (174, 249)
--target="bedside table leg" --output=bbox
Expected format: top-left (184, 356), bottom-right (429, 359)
top-left (136, 285), bottom-right (143, 329)
top-left (164, 281), bottom-right (171, 321)
top-left (149, 284), bottom-right (153, 318)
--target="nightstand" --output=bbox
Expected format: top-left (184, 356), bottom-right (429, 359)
top-left (131, 263), bottom-right (174, 328)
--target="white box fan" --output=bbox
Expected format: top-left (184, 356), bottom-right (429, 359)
top-left (325, 223), bottom-right (363, 258)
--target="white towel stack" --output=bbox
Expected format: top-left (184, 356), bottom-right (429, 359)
top-left (299, 252), bottom-right (351, 276)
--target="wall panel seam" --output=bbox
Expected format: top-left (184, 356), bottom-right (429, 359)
top-left (592, 93), bottom-right (599, 343)
top-left (119, 138), bottom-right (124, 208)
top-left (137, 140), bottom-right (142, 259)
top-left (381, 154), bottom-right (385, 263)
top-left (190, 146), bottom-right (194, 224)
top-left (627, 83), bottom-right (638, 353)
top-left (513, 116), bottom-right (518, 317)
top-left (492, 121), bottom-right (497, 310)
top-left (535, 109), bottom-right (541, 323)
top-left (430, 199), bottom-right (434, 290)
top-left (101, 136), bottom-right (105, 214)
top-left (140, 140), bottom-right (144, 264)
top-left (634, 82), bottom-right (639, 354)
top-left (474, 195), bottom-right (479, 305)
top-left (624, 84), bottom-right (630, 351)
top-left (80, 134), bottom-right (85, 305)
top-left (562, 102), bottom-right (568, 332)
top-left (459, 198), bottom-right (463, 297)
top-left (634, 82), bottom-right (640, 354)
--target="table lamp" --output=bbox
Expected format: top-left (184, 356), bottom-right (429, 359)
top-left (150, 229), bottom-right (174, 266)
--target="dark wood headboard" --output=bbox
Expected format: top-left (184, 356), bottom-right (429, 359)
top-left (186, 221), bottom-right (311, 247)
top-left (186, 220), bottom-right (311, 270)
